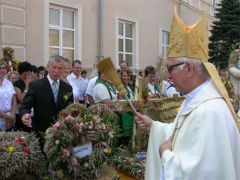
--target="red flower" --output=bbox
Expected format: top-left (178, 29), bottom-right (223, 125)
top-left (15, 137), bottom-right (24, 143)
top-left (23, 146), bottom-right (30, 153)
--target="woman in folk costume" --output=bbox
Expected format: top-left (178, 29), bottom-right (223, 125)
top-left (120, 69), bottom-right (135, 143)
top-left (93, 71), bottom-right (120, 107)
top-left (120, 69), bottom-right (135, 100)
top-left (135, 7), bottom-right (240, 180)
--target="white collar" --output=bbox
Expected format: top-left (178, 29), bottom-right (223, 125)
top-left (184, 79), bottom-right (210, 101)
top-left (47, 75), bottom-right (60, 85)
top-left (70, 72), bottom-right (81, 80)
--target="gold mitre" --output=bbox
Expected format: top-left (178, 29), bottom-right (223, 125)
top-left (168, 7), bottom-right (240, 131)
top-left (168, 7), bottom-right (208, 62)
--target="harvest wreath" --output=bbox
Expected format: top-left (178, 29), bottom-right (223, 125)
top-left (0, 132), bottom-right (47, 179)
top-left (44, 103), bottom-right (118, 179)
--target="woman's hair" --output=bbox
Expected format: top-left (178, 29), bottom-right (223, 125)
top-left (7, 71), bottom-right (19, 79)
top-left (18, 61), bottom-right (32, 74)
top-left (81, 70), bottom-right (87, 75)
top-left (63, 58), bottom-right (72, 65)
top-left (144, 66), bottom-right (156, 77)
top-left (120, 68), bottom-right (132, 85)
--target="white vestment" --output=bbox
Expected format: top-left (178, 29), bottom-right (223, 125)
top-left (145, 80), bottom-right (240, 180)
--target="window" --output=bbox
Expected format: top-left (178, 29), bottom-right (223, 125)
top-left (49, 5), bottom-right (75, 60)
top-left (210, 0), bottom-right (219, 16)
top-left (198, 0), bottom-right (202, 10)
top-left (189, 0), bottom-right (192, 5)
top-left (211, 0), bottom-right (219, 7)
top-left (161, 30), bottom-right (170, 58)
top-left (211, 0), bottom-right (215, 6)
top-left (118, 20), bottom-right (135, 67)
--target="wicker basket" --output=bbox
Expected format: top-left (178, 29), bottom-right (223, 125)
top-left (114, 96), bottom-right (184, 123)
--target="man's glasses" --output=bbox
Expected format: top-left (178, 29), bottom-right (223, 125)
top-left (166, 62), bottom-right (185, 73)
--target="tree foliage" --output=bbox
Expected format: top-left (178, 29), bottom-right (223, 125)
top-left (209, 0), bottom-right (240, 69)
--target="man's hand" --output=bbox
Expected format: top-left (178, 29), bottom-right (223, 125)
top-left (22, 113), bottom-right (32, 128)
top-left (135, 112), bottom-right (153, 130)
top-left (159, 136), bottom-right (173, 158)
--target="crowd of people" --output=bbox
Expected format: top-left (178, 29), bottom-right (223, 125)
top-left (0, 7), bottom-right (239, 180)
top-left (0, 55), bottom-right (179, 134)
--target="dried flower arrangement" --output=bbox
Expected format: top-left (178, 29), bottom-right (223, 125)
top-left (1, 47), bottom-right (20, 71)
top-left (44, 103), bottom-right (118, 180)
top-left (0, 132), bottom-right (47, 179)
top-left (112, 146), bottom-right (145, 180)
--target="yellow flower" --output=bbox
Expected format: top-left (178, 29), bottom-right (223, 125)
top-left (8, 146), bottom-right (15, 152)
top-left (63, 95), bottom-right (68, 101)
top-left (63, 92), bottom-right (72, 102)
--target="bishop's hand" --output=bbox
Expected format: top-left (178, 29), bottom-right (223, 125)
top-left (159, 136), bottom-right (173, 158)
top-left (135, 112), bottom-right (153, 131)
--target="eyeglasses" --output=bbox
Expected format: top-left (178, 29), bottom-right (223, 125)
top-left (166, 62), bottom-right (185, 73)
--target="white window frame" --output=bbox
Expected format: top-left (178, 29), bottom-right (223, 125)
top-left (43, 0), bottom-right (82, 65)
top-left (198, 0), bottom-right (202, 10)
top-left (49, 5), bottom-right (75, 60)
top-left (159, 29), bottom-right (170, 59)
top-left (210, 0), bottom-right (219, 16)
top-left (189, 0), bottom-right (192, 6)
top-left (117, 19), bottom-right (135, 68)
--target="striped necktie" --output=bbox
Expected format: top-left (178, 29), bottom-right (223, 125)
top-left (51, 81), bottom-right (59, 102)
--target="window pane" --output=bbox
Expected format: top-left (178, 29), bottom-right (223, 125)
top-left (49, 8), bottom-right (59, 25)
top-left (162, 31), bottom-right (170, 46)
top-left (63, 49), bottom-right (74, 60)
top-left (163, 47), bottom-right (167, 58)
top-left (119, 53), bottom-right (123, 62)
top-left (164, 46), bottom-right (169, 57)
top-left (126, 39), bottom-right (132, 53)
top-left (63, 30), bottom-right (74, 48)
top-left (161, 46), bottom-right (165, 56)
top-left (63, 10), bottom-right (74, 29)
top-left (49, 48), bottom-right (59, 57)
top-left (125, 54), bottom-right (133, 67)
top-left (119, 39), bottom-right (123, 52)
top-left (49, 29), bottom-right (59, 46)
top-left (125, 23), bottom-right (132, 38)
top-left (162, 32), bottom-right (166, 44)
top-left (119, 22), bottom-right (123, 36)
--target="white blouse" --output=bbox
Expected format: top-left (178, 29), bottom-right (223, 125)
top-left (0, 78), bottom-right (16, 131)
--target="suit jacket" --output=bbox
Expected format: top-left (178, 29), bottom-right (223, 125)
top-left (20, 77), bottom-right (73, 132)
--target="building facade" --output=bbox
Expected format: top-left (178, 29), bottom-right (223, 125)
top-left (0, 0), bottom-right (220, 71)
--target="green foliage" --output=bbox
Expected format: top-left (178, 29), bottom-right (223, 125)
top-left (209, 0), bottom-right (240, 69)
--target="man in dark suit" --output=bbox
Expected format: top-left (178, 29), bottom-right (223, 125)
top-left (20, 55), bottom-right (73, 132)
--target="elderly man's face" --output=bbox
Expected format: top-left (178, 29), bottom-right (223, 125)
top-left (166, 58), bottom-right (187, 94)
top-left (47, 60), bottom-right (64, 81)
